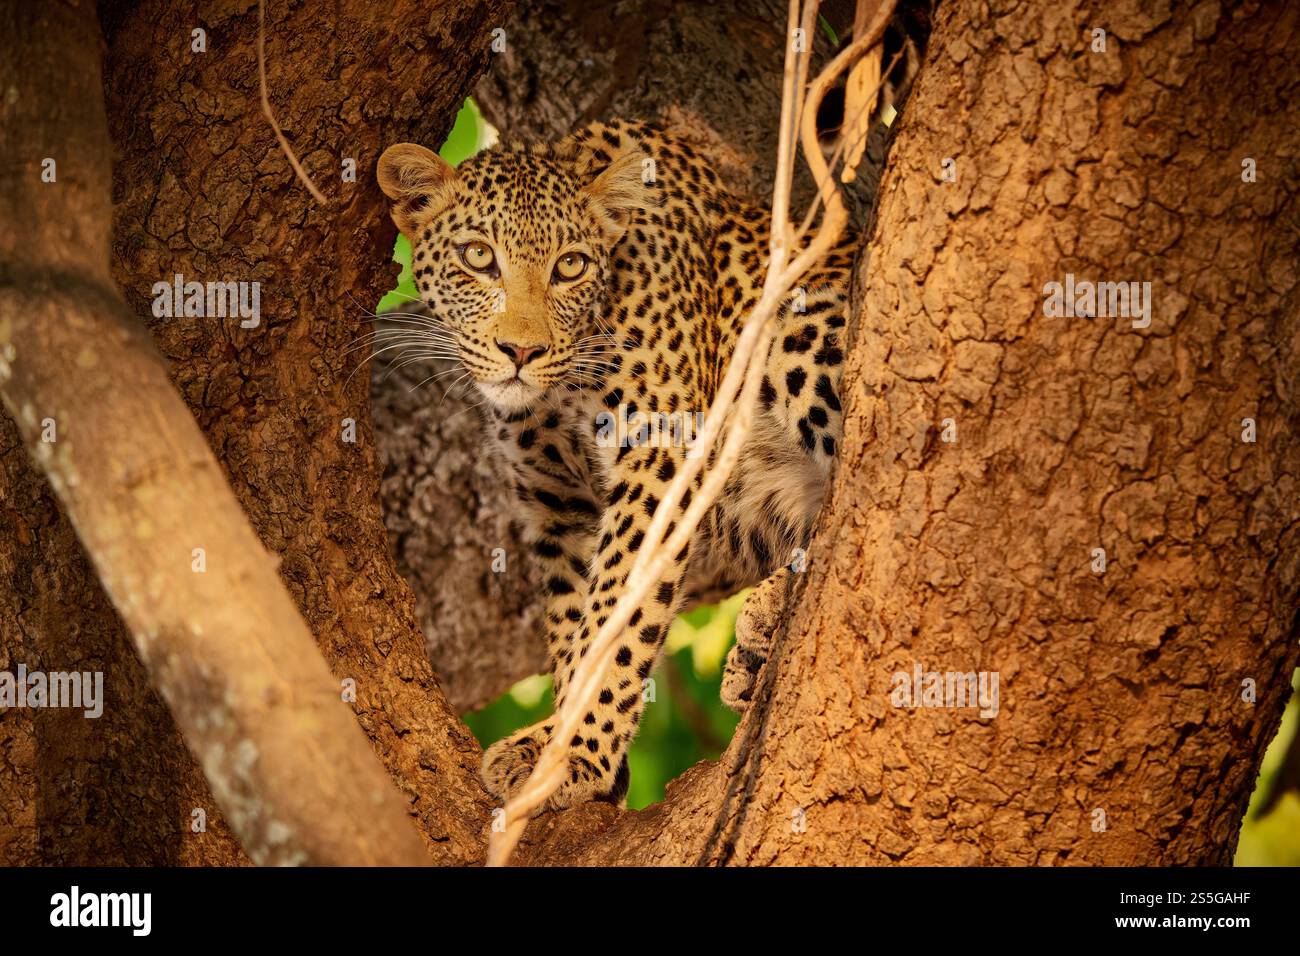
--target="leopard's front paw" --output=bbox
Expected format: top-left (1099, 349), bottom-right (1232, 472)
top-left (482, 723), bottom-right (550, 802)
top-left (721, 569), bottom-right (789, 713)
top-left (481, 722), bottom-right (629, 812)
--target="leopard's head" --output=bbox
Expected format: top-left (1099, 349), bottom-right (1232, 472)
top-left (377, 141), bottom-right (649, 413)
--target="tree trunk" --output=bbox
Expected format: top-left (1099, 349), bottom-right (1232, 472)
top-left (802, 0), bottom-right (1300, 865)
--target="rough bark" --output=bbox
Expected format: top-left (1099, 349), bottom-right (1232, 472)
top-left (514, 0), bottom-right (1300, 865)
top-left (799, 0), bottom-right (1300, 865)
top-left (0, 0), bottom-right (511, 864)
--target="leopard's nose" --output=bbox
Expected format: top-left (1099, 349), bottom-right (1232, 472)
top-left (496, 340), bottom-right (549, 369)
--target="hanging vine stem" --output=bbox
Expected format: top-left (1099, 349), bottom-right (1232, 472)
top-left (487, 0), bottom-right (899, 867)
top-left (258, 0), bottom-right (328, 205)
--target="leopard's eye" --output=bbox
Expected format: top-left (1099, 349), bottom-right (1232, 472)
top-left (460, 241), bottom-right (496, 273)
top-left (553, 251), bottom-right (589, 283)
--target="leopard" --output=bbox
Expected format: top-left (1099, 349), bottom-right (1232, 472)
top-left (376, 118), bottom-right (854, 811)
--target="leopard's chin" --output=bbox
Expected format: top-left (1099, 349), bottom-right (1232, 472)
top-left (478, 376), bottom-right (545, 413)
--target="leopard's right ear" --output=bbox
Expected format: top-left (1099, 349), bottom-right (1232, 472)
top-left (376, 144), bottom-right (460, 237)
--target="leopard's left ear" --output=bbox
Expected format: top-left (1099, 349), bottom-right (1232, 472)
top-left (584, 150), bottom-right (652, 246)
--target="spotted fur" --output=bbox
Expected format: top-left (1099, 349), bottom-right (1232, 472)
top-left (377, 119), bottom-right (853, 810)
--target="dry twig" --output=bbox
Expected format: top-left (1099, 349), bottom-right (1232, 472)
top-left (258, 0), bottom-right (328, 205)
